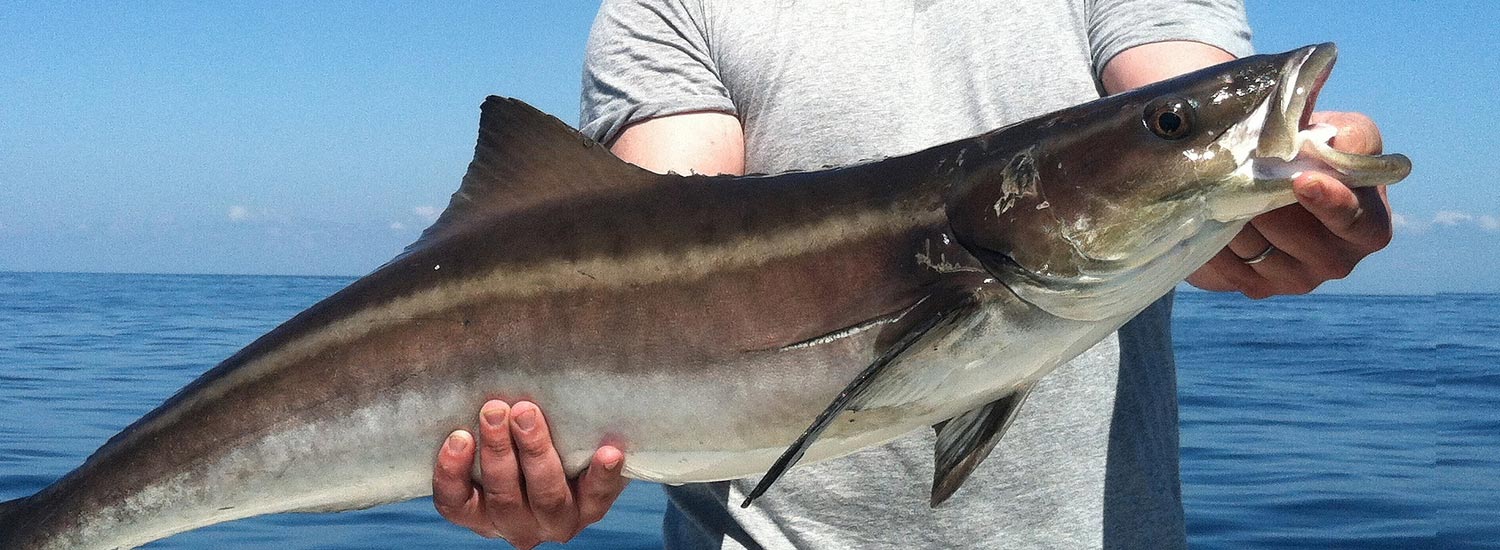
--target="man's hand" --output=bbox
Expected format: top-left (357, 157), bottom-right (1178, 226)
top-left (1187, 111), bottom-right (1394, 298)
top-left (432, 400), bottom-right (628, 549)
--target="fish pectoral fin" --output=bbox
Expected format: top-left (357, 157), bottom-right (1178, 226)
top-left (741, 291), bottom-right (980, 508)
top-left (929, 383), bottom-right (1037, 507)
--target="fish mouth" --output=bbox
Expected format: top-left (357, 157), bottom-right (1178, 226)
top-left (1255, 43), bottom-right (1412, 187)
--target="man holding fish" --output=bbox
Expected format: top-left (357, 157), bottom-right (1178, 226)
top-left (433, 1), bottom-right (1395, 549)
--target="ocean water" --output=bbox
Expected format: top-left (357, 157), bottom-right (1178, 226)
top-left (0, 272), bottom-right (1490, 548)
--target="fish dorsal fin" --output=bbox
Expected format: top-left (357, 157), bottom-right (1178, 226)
top-left (405, 96), bottom-right (655, 254)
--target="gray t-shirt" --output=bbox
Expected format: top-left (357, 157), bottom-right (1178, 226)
top-left (579, 2), bottom-right (1251, 548)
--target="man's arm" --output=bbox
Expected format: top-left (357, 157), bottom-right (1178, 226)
top-left (612, 111), bottom-right (746, 176)
top-left (430, 111), bottom-right (746, 548)
top-left (1103, 41), bottom-right (1395, 299)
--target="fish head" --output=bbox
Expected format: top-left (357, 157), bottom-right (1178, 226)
top-left (949, 43), bottom-right (1412, 320)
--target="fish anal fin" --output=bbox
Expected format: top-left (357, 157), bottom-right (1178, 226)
top-left (403, 97), bottom-right (657, 257)
top-left (930, 383), bottom-right (1036, 507)
top-left (741, 289), bottom-right (981, 508)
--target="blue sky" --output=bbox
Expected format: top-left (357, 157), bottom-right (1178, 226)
top-left (1, 2), bottom-right (1495, 293)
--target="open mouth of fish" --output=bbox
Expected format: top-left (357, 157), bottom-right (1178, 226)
top-left (1254, 43), bottom-right (1412, 187)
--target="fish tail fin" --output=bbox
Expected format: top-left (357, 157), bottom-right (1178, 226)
top-left (0, 495), bottom-right (36, 545)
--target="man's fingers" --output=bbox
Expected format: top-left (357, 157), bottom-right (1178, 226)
top-left (1300, 111), bottom-right (1394, 250)
top-left (1190, 224), bottom-right (1281, 298)
top-left (577, 446), bottom-right (629, 525)
top-left (1292, 174), bottom-right (1393, 251)
top-left (510, 401), bottom-right (581, 541)
top-left (1200, 247), bottom-right (1275, 299)
top-left (432, 430), bottom-right (484, 529)
top-left (1225, 223), bottom-right (1273, 262)
top-left (1184, 268), bottom-right (1235, 293)
top-left (475, 400), bottom-right (542, 541)
top-left (1308, 111), bottom-right (1382, 156)
top-left (1251, 207), bottom-right (1355, 280)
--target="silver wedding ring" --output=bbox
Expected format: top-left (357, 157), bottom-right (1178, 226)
top-left (1240, 244), bottom-right (1277, 265)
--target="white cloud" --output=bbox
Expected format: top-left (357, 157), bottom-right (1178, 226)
top-left (1422, 210), bottom-right (1500, 232)
top-left (413, 205), bottom-right (441, 221)
top-left (1391, 212), bottom-right (1411, 228)
top-left (1433, 210), bottom-right (1474, 227)
top-left (389, 221), bottom-right (406, 231)
top-left (228, 205), bottom-right (250, 222)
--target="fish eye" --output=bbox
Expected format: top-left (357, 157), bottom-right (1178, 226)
top-left (1144, 98), bottom-right (1194, 140)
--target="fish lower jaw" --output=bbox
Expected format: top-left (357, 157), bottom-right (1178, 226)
top-left (1251, 121), bottom-right (1409, 191)
top-left (1214, 124), bottom-right (1347, 222)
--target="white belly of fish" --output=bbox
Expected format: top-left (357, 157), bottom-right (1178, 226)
top-left (610, 304), bottom-right (1126, 484)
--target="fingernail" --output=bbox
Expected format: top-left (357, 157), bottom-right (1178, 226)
top-left (445, 432), bottom-right (470, 454)
top-left (513, 408), bottom-right (537, 431)
top-left (603, 456), bottom-right (622, 471)
top-left (1296, 180), bottom-right (1324, 203)
top-left (482, 404), bottom-right (507, 427)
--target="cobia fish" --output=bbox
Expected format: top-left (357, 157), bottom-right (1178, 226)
top-left (0, 43), bottom-right (1410, 549)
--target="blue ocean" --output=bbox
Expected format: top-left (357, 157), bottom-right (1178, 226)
top-left (0, 272), bottom-right (1490, 548)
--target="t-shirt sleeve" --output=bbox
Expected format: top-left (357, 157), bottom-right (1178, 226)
top-left (579, 0), bottom-right (737, 145)
top-left (1087, 0), bottom-right (1255, 79)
